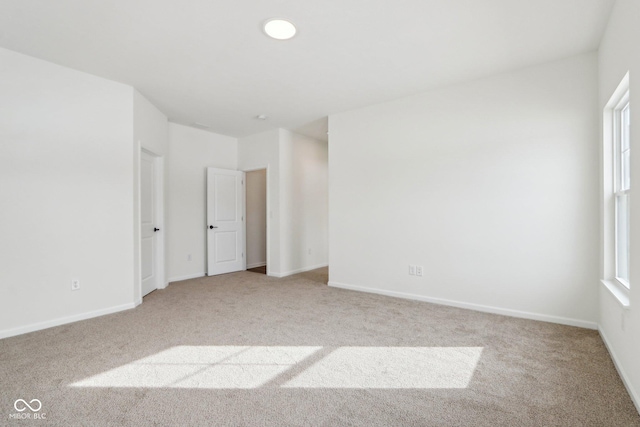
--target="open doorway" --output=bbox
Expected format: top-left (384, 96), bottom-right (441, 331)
top-left (245, 169), bottom-right (267, 274)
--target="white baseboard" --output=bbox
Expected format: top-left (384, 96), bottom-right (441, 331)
top-left (270, 263), bottom-right (328, 278)
top-left (247, 262), bottom-right (267, 269)
top-left (599, 327), bottom-right (640, 414)
top-left (328, 281), bottom-right (597, 330)
top-left (168, 272), bottom-right (206, 283)
top-left (0, 302), bottom-right (136, 340)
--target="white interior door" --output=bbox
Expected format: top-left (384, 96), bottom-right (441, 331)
top-left (207, 168), bottom-right (246, 275)
top-left (141, 151), bottom-right (159, 296)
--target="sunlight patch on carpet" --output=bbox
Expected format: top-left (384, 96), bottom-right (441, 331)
top-left (283, 347), bottom-right (483, 388)
top-left (69, 346), bottom-right (482, 389)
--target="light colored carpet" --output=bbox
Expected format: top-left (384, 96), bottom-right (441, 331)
top-left (1, 268), bottom-right (638, 426)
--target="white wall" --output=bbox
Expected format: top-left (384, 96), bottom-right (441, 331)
top-left (167, 123), bottom-right (237, 281)
top-left (329, 53), bottom-right (599, 328)
top-left (238, 129), bottom-right (329, 277)
top-left (133, 90), bottom-right (169, 302)
top-left (280, 130), bottom-right (329, 275)
top-left (0, 48), bottom-right (135, 337)
top-left (598, 0), bottom-right (640, 411)
top-left (246, 169), bottom-right (267, 268)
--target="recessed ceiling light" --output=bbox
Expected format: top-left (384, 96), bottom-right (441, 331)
top-left (256, 114), bottom-right (269, 120)
top-left (263, 19), bottom-right (297, 40)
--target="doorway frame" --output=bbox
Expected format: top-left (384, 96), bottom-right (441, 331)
top-left (138, 147), bottom-right (166, 302)
top-left (243, 165), bottom-right (270, 276)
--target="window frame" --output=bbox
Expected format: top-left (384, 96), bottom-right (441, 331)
top-left (613, 92), bottom-right (630, 289)
top-left (602, 72), bottom-right (631, 308)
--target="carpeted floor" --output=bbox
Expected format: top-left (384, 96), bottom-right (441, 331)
top-left (1, 268), bottom-right (638, 426)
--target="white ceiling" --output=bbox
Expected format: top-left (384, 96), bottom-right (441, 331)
top-left (0, 0), bottom-right (614, 140)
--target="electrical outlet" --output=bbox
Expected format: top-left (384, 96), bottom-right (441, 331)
top-left (408, 265), bottom-right (416, 275)
top-left (415, 266), bottom-right (423, 277)
top-left (187, 254), bottom-right (192, 261)
top-left (71, 279), bottom-right (80, 291)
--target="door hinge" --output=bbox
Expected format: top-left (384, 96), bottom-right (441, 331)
top-left (242, 252), bottom-right (244, 258)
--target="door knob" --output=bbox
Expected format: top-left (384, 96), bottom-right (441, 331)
top-left (154, 227), bottom-right (160, 232)
top-left (209, 225), bottom-right (218, 229)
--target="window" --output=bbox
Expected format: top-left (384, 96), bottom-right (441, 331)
top-left (614, 96), bottom-right (630, 288)
top-left (603, 73), bottom-right (631, 305)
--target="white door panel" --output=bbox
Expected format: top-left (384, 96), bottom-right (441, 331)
top-left (207, 168), bottom-right (245, 275)
top-left (141, 151), bottom-right (159, 296)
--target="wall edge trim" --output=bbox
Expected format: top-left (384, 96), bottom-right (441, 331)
top-left (327, 280), bottom-right (597, 330)
top-left (247, 262), bottom-right (267, 269)
top-left (599, 326), bottom-right (640, 415)
top-left (0, 302), bottom-right (136, 340)
top-left (270, 264), bottom-right (328, 278)
top-left (168, 272), bottom-right (206, 283)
